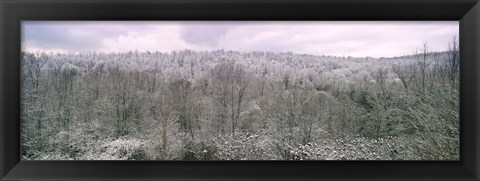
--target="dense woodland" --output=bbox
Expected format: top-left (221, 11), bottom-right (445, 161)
top-left (21, 40), bottom-right (459, 160)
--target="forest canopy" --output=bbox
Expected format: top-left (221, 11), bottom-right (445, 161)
top-left (20, 40), bottom-right (459, 160)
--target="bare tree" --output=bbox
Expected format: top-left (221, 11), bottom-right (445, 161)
top-left (393, 64), bottom-right (416, 91)
top-left (146, 69), bottom-right (180, 160)
top-left (169, 78), bottom-right (191, 127)
top-left (282, 71), bottom-right (291, 90)
top-left (51, 63), bottom-right (78, 138)
top-left (211, 62), bottom-right (250, 135)
top-left (415, 41), bottom-right (431, 93)
top-left (22, 52), bottom-right (49, 141)
top-left (230, 64), bottom-right (250, 135)
top-left (371, 67), bottom-right (388, 91)
top-left (109, 67), bottom-right (137, 137)
top-left (299, 91), bottom-right (332, 144)
top-left (150, 89), bottom-right (177, 159)
top-left (210, 63), bottom-right (230, 133)
top-left (446, 36), bottom-right (460, 85)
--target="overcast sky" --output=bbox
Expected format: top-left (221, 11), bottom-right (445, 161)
top-left (22, 21), bottom-right (458, 58)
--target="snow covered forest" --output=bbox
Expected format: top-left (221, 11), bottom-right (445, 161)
top-left (20, 40), bottom-right (459, 160)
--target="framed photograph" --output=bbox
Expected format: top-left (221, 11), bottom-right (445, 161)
top-left (1, 0), bottom-right (479, 180)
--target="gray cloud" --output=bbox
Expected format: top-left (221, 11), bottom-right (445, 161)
top-left (179, 23), bottom-right (230, 47)
top-left (22, 21), bottom-right (159, 52)
top-left (25, 22), bottom-right (105, 51)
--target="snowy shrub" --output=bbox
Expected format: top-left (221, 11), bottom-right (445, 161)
top-left (286, 136), bottom-right (404, 160)
top-left (213, 131), bottom-right (271, 160)
top-left (179, 141), bottom-right (217, 160)
top-left (96, 137), bottom-right (154, 160)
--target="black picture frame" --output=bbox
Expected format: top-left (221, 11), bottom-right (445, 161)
top-left (1, 0), bottom-right (479, 180)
